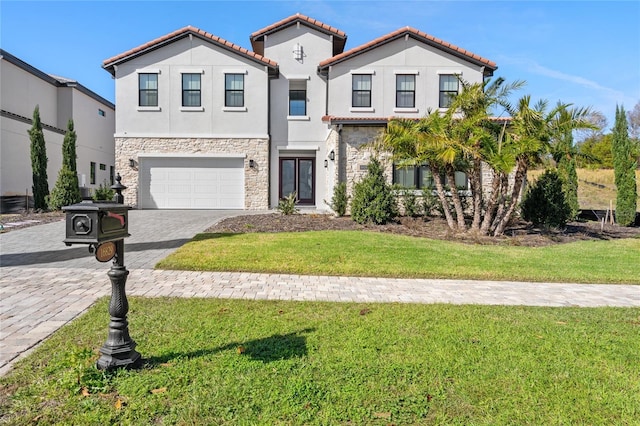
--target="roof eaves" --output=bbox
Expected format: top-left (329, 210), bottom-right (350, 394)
top-left (103, 26), bottom-right (278, 75)
top-left (319, 27), bottom-right (496, 71)
top-left (322, 115), bottom-right (512, 125)
top-left (250, 13), bottom-right (347, 41)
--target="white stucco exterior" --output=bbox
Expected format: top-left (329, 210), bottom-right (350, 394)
top-left (325, 37), bottom-right (486, 118)
top-left (111, 37), bottom-right (270, 139)
top-left (1, 50), bottom-right (115, 212)
top-left (102, 14), bottom-right (497, 211)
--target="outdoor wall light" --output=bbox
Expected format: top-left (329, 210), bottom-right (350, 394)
top-left (128, 158), bottom-right (135, 168)
top-left (329, 150), bottom-right (335, 161)
top-left (249, 159), bottom-right (255, 168)
top-left (324, 159), bottom-right (328, 168)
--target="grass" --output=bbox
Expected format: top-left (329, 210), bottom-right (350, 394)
top-left (528, 168), bottom-right (640, 211)
top-left (1, 298), bottom-right (639, 425)
top-left (156, 231), bottom-right (640, 284)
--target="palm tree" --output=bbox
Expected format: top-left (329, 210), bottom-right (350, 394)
top-left (492, 96), bottom-right (551, 236)
top-left (382, 115), bottom-right (460, 230)
top-left (479, 120), bottom-right (517, 234)
top-left (445, 77), bottom-right (525, 232)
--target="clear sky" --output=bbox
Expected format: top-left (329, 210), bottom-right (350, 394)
top-left (2, 0), bottom-right (639, 129)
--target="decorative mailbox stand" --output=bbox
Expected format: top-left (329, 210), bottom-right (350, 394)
top-left (63, 175), bottom-right (141, 370)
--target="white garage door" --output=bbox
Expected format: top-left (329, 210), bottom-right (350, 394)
top-left (139, 156), bottom-right (244, 209)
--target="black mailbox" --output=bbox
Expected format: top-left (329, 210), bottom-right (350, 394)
top-left (63, 200), bottom-right (130, 245)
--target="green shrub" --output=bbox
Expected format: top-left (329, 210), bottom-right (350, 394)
top-left (400, 188), bottom-right (422, 217)
top-left (351, 157), bottom-right (397, 224)
top-left (327, 181), bottom-right (349, 217)
top-left (421, 188), bottom-right (440, 217)
top-left (277, 192), bottom-right (298, 215)
top-left (92, 181), bottom-right (114, 201)
top-left (48, 168), bottom-right (81, 210)
top-left (521, 169), bottom-right (572, 228)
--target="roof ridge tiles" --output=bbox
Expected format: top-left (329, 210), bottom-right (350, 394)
top-left (319, 26), bottom-right (496, 69)
top-left (103, 25), bottom-right (278, 69)
top-left (250, 12), bottom-right (346, 39)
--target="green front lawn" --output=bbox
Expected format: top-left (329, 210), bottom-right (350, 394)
top-left (156, 231), bottom-right (640, 284)
top-left (2, 298), bottom-right (639, 425)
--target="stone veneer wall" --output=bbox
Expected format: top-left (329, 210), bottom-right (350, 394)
top-left (336, 125), bottom-right (520, 202)
top-left (340, 126), bottom-right (391, 197)
top-left (115, 137), bottom-right (269, 209)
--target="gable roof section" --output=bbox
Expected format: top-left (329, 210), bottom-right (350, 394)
top-left (250, 13), bottom-right (347, 56)
top-left (318, 27), bottom-right (497, 74)
top-left (1, 49), bottom-right (114, 109)
top-left (102, 26), bottom-right (278, 76)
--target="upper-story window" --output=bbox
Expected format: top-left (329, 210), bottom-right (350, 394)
top-left (396, 75), bottom-right (415, 108)
top-left (139, 73), bottom-right (158, 107)
top-left (289, 80), bottom-right (307, 116)
top-left (439, 75), bottom-right (459, 108)
top-left (182, 73), bottom-right (201, 107)
top-left (352, 74), bottom-right (372, 108)
top-left (225, 74), bottom-right (244, 107)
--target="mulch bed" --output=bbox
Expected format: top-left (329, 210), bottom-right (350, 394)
top-left (2, 210), bottom-right (638, 247)
top-left (206, 213), bottom-right (640, 247)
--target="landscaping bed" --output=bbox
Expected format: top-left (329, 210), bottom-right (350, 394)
top-left (206, 213), bottom-right (640, 247)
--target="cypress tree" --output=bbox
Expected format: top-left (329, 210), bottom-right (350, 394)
top-left (612, 105), bottom-right (638, 226)
top-left (556, 128), bottom-right (580, 220)
top-left (28, 105), bottom-right (49, 210)
top-left (49, 119), bottom-right (82, 210)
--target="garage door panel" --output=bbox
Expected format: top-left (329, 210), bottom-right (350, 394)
top-left (140, 157), bottom-right (244, 209)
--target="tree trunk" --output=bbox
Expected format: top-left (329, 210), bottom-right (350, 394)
top-left (480, 171), bottom-right (502, 235)
top-left (490, 173), bottom-right (510, 233)
top-left (470, 157), bottom-right (483, 231)
top-left (493, 157), bottom-right (528, 236)
top-left (431, 168), bottom-right (457, 231)
top-left (446, 166), bottom-right (467, 231)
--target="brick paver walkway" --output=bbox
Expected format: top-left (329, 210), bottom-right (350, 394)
top-left (1, 210), bottom-right (638, 376)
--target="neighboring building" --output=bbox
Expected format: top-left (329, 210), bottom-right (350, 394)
top-left (1, 49), bottom-right (115, 213)
top-left (102, 14), bottom-right (497, 210)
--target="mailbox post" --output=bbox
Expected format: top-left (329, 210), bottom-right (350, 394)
top-left (63, 174), bottom-right (141, 370)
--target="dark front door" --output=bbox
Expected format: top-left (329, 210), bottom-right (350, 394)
top-left (279, 158), bottom-right (315, 205)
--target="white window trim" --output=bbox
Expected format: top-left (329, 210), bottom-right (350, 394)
top-left (136, 68), bottom-right (161, 74)
top-left (350, 107), bottom-right (375, 113)
top-left (437, 70), bottom-right (463, 75)
top-left (349, 69), bottom-right (375, 75)
top-left (393, 108), bottom-right (419, 113)
top-left (223, 69), bottom-right (248, 75)
top-left (137, 106), bottom-right (161, 112)
top-left (287, 115), bottom-right (311, 121)
top-left (394, 70), bottom-right (419, 75)
top-left (277, 145), bottom-right (319, 151)
top-left (180, 106), bottom-right (205, 112)
top-left (222, 106), bottom-right (248, 112)
top-left (179, 68), bottom-right (205, 74)
top-left (287, 74), bottom-right (311, 80)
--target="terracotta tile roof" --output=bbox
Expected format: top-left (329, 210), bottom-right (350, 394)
top-left (319, 27), bottom-right (496, 71)
top-left (250, 13), bottom-right (347, 40)
top-left (103, 26), bottom-right (278, 74)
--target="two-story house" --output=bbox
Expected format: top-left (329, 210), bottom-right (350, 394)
top-left (102, 13), bottom-right (496, 210)
top-left (1, 50), bottom-right (116, 213)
